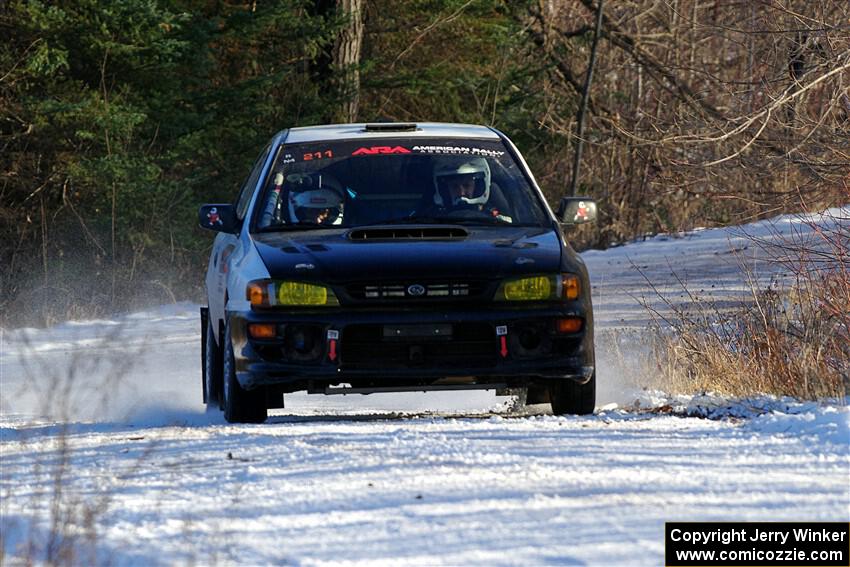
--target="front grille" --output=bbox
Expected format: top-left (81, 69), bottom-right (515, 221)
top-left (347, 281), bottom-right (488, 301)
top-left (340, 323), bottom-right (496, 369)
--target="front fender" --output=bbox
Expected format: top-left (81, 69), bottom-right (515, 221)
top-left (225, 235), bottom-right (271, 315)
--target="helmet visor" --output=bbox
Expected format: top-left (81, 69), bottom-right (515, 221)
top-left (436, 173), bottom-right (487, 201)
top-left (290, 189), bottom-right (342, 224)
top-left (292, 205), bottom-right (340, 224)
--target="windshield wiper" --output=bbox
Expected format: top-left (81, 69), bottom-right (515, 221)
top-left (440, 216), bottom-right (508, 225)
top-left (359, 216), bottom-right (451, 225)
top-left (357, 215), bottom-right (507, 227)
top-left (257, 223), bottom-right (336, 232)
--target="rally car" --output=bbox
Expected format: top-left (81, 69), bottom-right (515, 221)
top-left (199, 122), bottom-right (598, 423)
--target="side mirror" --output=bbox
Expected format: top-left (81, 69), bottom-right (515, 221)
top-left (557, 197), bottom-right (597, 225)
top-left (198, 204), bottom-right (238, 233)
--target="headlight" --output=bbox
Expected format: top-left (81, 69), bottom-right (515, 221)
top-left (247, 280), bottom-right (340, 307)
top-left (495, 274), bottom-right (580, 301)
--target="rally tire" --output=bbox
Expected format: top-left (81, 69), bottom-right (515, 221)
top-left (222, 320), bottom-right (267, 424)
top-left (549, 373), bottom-right (596, 416)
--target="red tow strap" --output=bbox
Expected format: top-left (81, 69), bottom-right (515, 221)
top-left (327, 329), bottom-right (339, 362)
top-left (496, 325), bottom-right (508, 358)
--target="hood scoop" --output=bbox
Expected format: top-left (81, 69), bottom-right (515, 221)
top-left (348, 226), bottom-right (468, 241)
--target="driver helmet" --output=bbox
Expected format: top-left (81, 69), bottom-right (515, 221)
top-left (433, 157), bottom-right (491, 207)
top-left (287, 173), bottom-right (344, 224)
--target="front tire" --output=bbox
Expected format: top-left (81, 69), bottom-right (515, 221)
top-left (549, 373), bottom-right (596, 416)
top-left (222, 319), bottom-right (267, 424)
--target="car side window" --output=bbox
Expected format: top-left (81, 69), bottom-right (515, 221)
top-left (235, 144), bottom-right (272, 220)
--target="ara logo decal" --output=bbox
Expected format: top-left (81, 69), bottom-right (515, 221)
top-left (351, 146), bottom-right (412, 156)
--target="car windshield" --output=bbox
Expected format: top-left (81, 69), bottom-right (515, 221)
top-left (253, 137), bottom-right (550, 230)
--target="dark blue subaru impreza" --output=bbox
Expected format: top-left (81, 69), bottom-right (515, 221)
top-left (199, 122), bottom-right (598, 423)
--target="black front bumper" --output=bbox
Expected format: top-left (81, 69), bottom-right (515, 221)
top-left (228, 305), bottom-right (594, 392)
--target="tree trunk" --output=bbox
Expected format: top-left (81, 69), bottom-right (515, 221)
top-left (569, 0), bottom-right (604, 196)
top-left (333, 0), bottom-right (364, 123)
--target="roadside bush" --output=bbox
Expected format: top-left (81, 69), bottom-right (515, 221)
top-left (643, 205), bottom-right (848, 401)
top-left (0, 330), bottom-right (149, 566)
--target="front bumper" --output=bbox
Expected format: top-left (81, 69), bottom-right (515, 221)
top-left (227, 305), bottom-right (594, 392)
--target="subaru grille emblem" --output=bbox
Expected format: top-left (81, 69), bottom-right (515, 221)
top-left (407, 284), bottom-right (426, 296)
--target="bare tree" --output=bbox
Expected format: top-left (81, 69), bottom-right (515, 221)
top-left (520, 0), bottom-right (850, 245)
top-left (333, 0), bottom-right (364, 122)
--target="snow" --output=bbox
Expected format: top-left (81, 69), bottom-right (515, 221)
top-left (584, 206), bottom-right (848, 328)
top-left (2, 405), bottom-right (847, 566)
top-left (1, 207), bottom-right (848, 565)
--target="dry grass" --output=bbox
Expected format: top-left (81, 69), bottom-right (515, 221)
top-left (641, 205), bottom-right (848, 401)
top-left (0, 329), bottom-right (152, 566)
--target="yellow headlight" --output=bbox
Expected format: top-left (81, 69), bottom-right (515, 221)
top-left (247, 280), bottom-right (339, 307)
top-left (495, 274), bottom-right (581, 301)
top-left (501, 276), bottom-right (553, 301)
top-left (277, 281), bottom-right (338, 306)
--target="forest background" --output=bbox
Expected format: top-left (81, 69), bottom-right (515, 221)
top-left (2, 0), bottom-right (848, 326)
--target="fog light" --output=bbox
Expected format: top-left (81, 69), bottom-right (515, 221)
top-left (556, 318), bottom-right (582, 333)
top-left (248, 323), bottom-right (277, 339)
top-left (518, 326), bottom-right (542, 350)
top-left (284, 325), bottom-right (321, 360)
top-left (289, 328), bottom-right (312, 353)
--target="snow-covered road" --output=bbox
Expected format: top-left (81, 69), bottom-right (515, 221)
top-left (1, 208), bottom-right (848, 565)
top-left (2, 403), bottom-right (846, 566)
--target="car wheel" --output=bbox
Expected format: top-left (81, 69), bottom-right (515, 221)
top-left (222, 319), bottom-right (267, 424)
top-left (549, 373), bottom-right (596, 416)
top-left (204, 317), bottom-right (223, 410)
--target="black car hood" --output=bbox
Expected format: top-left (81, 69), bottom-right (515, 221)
top-left (252, 225), bottom-right (563, 282)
